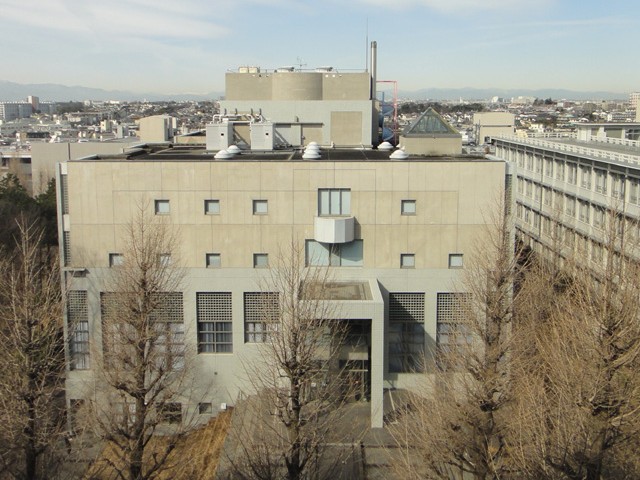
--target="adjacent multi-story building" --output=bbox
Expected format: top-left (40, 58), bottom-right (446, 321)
top-left (493, 123), bottom-right (640, 265)
top-left (58, 143), bottom-right (509, 428)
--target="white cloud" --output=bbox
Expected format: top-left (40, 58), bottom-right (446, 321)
top-left (0, 0), bottom-right (230, 41)
top-left (354, 0), bottom-right (553, 13)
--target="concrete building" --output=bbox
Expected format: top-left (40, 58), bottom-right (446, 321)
top-left (30, 139), bottom-right (141, 194)
top-left (0, 102), bottom-right (33, 121)
top-left (59, 143), bottom-right (509, 429)
top-left (473, 111), bottom-right (515, 145)
top-left (493, 125), bottom-right (640, 264)
top-left (215, 68), bottom-right (375, 148)
top-left (137, 115), bottom-right (176, 143)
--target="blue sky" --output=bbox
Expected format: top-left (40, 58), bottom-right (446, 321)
top-left (1, 0), bottom-right (638, 95)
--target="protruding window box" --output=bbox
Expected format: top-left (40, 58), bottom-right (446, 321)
top-left (314, 216), bottom-right (355, 244)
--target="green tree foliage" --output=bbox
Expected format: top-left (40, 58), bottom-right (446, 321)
top-left (0, 174), bottom-right (58, 248)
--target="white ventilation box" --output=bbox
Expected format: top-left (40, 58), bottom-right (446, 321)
top-left (206, 122), bottom-right (233, 151)
top-left (250, 122), bottom-right (274, 150)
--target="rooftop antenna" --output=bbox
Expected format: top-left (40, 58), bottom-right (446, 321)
top-left (296, 57), bottom-right (307, 71)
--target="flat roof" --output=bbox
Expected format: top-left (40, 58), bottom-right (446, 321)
top-left (69, 145), bottom-right (496, 164)
top-left (305, 281), bottom-right (373, 301)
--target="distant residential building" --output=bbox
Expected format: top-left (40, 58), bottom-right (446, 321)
top-left (138, 114), bottom-right (176, 143)
top-left (473, 112), bottom-right (515, 144)
top-left (0, 102), bottom-right (33, 121)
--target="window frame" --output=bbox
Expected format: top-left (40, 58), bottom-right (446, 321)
top-left (401, 199), bottom-right (417, 216)
top-left (205, 253), bottom-right (221, 268)
top-left (448, 253), bottom-right (464, 269)
top-left (400, 253), bottom-right (415, 269)
top-left (204, 199), bottom-right (220, 215)
top-left (154, 199), bottom-right (170, 215)
top-left (253, 253), bottom-right (269, 268)
top-left (318, 188), bottom-right (351, 216)
top-left (109, 253), bottom-right (124, 267)
top-left (252, 199), bottom-right (268, 215)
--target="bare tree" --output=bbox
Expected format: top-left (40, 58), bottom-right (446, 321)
top-left (509, 210), bottom-right (640, 479)
top-left (222, 241), bottom-right (360, 480)
top-left (391, 201), bottom-right (522, 479)
top-left (0, 219), bottom-right (66, 480)
top-left (86, 204), bottom-right (191, 480)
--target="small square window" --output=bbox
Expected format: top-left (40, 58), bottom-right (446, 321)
top-left (198, 402), bottom-right (213, 415)
top-left (206, 253), bottom-right (221, 268)
top-left (401, 200), bottom-right (416, 215)
top-left (449, 253), bottom-right (464, 269)
top-left (400, 254), bottom-right (415, 269)
top-left (109, 253), bottom-right (124, 267)
top-left (253, 200), bottom-right (268, 215)
top-left (155, 199), bottom-right (170, 215)
top-left (158, 253), bottom-right (171, 266)
top-left (158, 402), bottom-right (182, 424)
top-left (204, 199), bottom-right (220, 215)
top-left (253, 253), bottom-right (269, 268)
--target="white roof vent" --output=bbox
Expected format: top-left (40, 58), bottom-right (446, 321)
top-left (390, 148), bottom-right (409, 160)
top-left (214, 149), bottom-right (233, 159)
top-left (378, 141), bottom-right (393, 151)
top-left (302, 150), bottom-right (321, 159)
top-left (227, 145), bottom-right (241, 154)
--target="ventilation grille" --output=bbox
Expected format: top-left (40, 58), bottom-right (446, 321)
top-left (244, 292), bottom-right (279, 343)
top-left (197, 292), bottom-right (232, 353)
top-left (388, 292), bottom-right (425, 373)
top-left (68, 290), bottom-right (89, 370)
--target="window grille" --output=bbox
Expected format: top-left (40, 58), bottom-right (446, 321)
top-left (436, 292), bottom-right (472, 371)
top-left (60, 174), bottom-right (69, 214)
top-left (197, 292), bottom-right (232, 353)
top-left (388, 293), bottom-right (425, 373)
top-left (68, 290), bottom-right (89, 370)
top-left (244, 292), bottom-right (279, 343)
top-left (63, 231), bottom-right (71, 266)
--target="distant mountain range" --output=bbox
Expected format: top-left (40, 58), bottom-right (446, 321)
top-left (0, 80), bottom-right (628, 103)
top-left (396, 87), bottom-right (629, 102)
top-left (0, 80), bottom-right (223, 102)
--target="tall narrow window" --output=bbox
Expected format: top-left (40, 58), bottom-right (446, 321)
top-left (436, 292), bottom-right (472, 371)
top-left (388, 293), bottom-right (425, 373)
top-left (197, 292), bottom-right (232, 353)
top-left (318, 189), bottom-right (351, 216)
top-left (68, 290), bottom-right (89, 370)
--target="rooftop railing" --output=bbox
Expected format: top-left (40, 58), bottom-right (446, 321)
top-left (495, 134), bottom-right (640, 166)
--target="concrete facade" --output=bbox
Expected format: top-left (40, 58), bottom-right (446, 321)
top-left (59, 146), bottom-right (507, 429)
top-left (218, 70), bottom-right (375, 148)
top-left (493, 129), bottom-right (640, 265)
top-left (473, 112), bottom-right (515, 145)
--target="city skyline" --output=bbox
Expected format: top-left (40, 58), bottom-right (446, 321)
top-left (1, 0), bottom-right (638, 96)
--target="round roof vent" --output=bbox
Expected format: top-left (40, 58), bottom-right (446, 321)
top-left (390, 148), bottom-right (409, 160)
top-left (378, 141), bottom-right (393, 151)
top-left (227, 145), bottom-right (241, 154)
top-left (302, 151), bottom-right (321, 159)
top-left (214, 149), bottom-right (233, 159)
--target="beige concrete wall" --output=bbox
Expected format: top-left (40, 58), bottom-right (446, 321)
top-left (31, 141), bottom-right (137, 195)
top-left (322, 72), bottom-right (370, 100)
top-left (272, 72), bottom-right (323, 100)
top-left (225, 73), bottom-right (272, 100)
top-left (400, 136), bottom-right (462, 156)
top-left (330, 111), bottom-right (363, 146)
top-left (225, 71), bottom-right (371, 102)
top-left (66, 158), bottom-right (505, 270)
